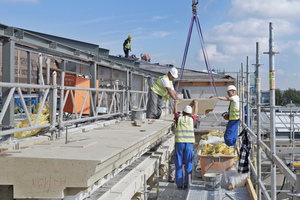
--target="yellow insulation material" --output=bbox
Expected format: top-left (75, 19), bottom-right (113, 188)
top-left (201, 143), bottom-right (235, 156)
top-left (14, 102), bottom-right (50, 138)
top-left (201, 130), bottom-right (224, 140)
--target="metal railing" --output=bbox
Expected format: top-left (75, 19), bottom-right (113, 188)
top-left (0, 72), bottom-right (148, 139)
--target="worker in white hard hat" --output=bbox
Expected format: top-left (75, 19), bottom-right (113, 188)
top-left (146, 67), bottom-right (182, 119)
top-left (123, 35), bottom-right (131, 58)
top-left (210, 85), bottom-right (240, 147)
top-left (173, 99), bottom-right (198, 189)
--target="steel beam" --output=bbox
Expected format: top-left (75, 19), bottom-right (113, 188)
top-left (90, 62), bottom-right (97, 116)
top-left (266, 22), bottom-right (278, 200)
top-left (241, 63), bottom-right (245, 130)
top-left (1, 38), bottom-right (15, 141)
top-left (255, 42), bottom-right (262, 200)
top-left (246, 56), bottom-right (250, 128)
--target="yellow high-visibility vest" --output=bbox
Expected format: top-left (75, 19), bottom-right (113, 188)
top-left (125, 41), bottom-right (131, 49)
top-left (174, 116), bottom-right (195, 143)
top-left (151, 75), bottom-right (172, 101)
top-left (229, 101), bottom-right (240, 120)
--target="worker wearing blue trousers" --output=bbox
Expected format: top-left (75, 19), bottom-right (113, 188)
top-left (174, 99), bottom-right (198, 188)
top-left (210, 85), bottom-right (240, 147)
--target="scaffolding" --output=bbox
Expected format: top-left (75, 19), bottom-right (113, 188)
top-left (0, 23), bottom-right (167, 142)
top-left (239, 22), bottom-right (300, 200)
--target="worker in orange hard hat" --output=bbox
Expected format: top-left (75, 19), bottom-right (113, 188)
top-left (140, 53), bottom-right (151, 62)
top-left (123, 35), bottom-right (131, 58)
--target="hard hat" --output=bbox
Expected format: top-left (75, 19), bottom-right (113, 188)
top-left (227, 85), bottom-right (236, 91)
top-left (183, 105), bottom-right (192, 114)
top-left (128, 35), bottom-right (132, 39)
top-left (169, 67), bottom-right (178, 78)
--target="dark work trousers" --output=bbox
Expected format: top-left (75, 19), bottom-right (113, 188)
top-left (124, 48), bottom-right (130, 58)
top-left (146, 90), bottom-right (163, 119)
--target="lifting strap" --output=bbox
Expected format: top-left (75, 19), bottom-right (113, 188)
top-left (176, 1), bottom-right (218, 97)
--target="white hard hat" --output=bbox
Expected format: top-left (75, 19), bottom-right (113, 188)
top-left (183, 105), bottom-right (192, 114)
top-left (227, 85), bottom-right (236, 91)
top-left (169, 67), bottom-right (178, 78)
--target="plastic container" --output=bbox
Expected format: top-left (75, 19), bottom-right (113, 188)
top-left (204, 173), bottom-right (222, 190)
top-left (195, 165), bottom-right (202, 178)
top-left (198, 150), bottom-right (235, 177)
top-left (131, 109), bottom-right (145, 121)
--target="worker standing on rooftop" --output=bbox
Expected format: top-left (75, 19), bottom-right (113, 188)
top-left (123, 35), bottom-right (131, 58)
top-left (141, 53), bottom-right (151, 62)
top-left (173, 99), bottom-right (198, 189)
top-left (146, 67), bottom-right (181, 119)
top-left (210, 85), bottom-right (240, 147)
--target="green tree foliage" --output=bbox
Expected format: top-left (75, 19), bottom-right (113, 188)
top-left (281, 88), bottom-right (300, 106)
top-left (275, 88), bottom-right (283, 106)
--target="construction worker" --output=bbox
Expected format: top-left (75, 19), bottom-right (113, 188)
top-left (123, 35), bottom-right (131, 58)
top-left (173, 99), bottom-right (198, 189)
top-left (146, 67), bottom-right (181, 119)
top-left (140, 53), bottom-right (150, 62)
top-left (210, 85), bottom-right (240, 147)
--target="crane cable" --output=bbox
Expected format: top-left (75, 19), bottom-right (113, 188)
top-left (176, 1), bottom-right (218, 97)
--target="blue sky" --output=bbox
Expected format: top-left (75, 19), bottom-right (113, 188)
top-left (1, 0), bottom-right (300, 91)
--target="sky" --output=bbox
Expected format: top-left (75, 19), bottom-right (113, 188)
top-left (0, 0), bottom-right (300, 91)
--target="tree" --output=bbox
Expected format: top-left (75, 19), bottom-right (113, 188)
top-left (275, 88), bottom-right (283, 106)
top-left (282, 88), bottom-right (300, 106)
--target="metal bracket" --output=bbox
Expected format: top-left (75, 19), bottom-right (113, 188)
top-left (2, 124), bottom-right (15, 129)
top-left (15, 30), bottom-right (24, 39)
top-left (49, 41), bottom-right (57, 49)
top-left (92, 55), bottom-right (98, 61)
top-left (4, 27), bottom-right (14, 36)
top-left (74, 50), bottom-right (80, 56)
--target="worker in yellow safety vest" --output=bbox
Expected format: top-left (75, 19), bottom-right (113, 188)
top-left (210, 85), bottom-right (240, 147)
top-left (173, 99), bottom-right (198, 188)
top-left (123, 35), bottom-right (131, 58)
top-left (146, 67), bottom-right (181, 119)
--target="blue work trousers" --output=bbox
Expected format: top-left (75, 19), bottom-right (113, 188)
top-left (174, 143), bottom-right (194, 188)
top-left (225, 120), bottom-right (240, 147)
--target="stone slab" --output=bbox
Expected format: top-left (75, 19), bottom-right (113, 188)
top-left (0, 120), bottom-right (173, 199)
top-left (177, 98), bottom-right (218, 114)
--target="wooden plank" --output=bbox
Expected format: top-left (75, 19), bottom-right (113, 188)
top-left (246, 177), bottom-right (257, 200)
top-left (177, 98), bottom-right (218, 115)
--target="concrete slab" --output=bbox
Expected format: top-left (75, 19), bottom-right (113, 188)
top-left (0, 120), bottom-right (173, 199)
top-left (90, 135), bottom-right (175, 200)
top-left (177, 98), bottom-right (218, 115)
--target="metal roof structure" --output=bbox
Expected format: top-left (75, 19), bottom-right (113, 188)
top-left (139, 63), bottom-right (235, 82)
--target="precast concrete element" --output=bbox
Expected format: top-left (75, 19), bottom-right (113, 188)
top-left (0, 120), bottom-right (173, 199)
top-left (176, 98), bottom-right (218, 115)
top-left (91, 135), bottom-right (174, 200)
